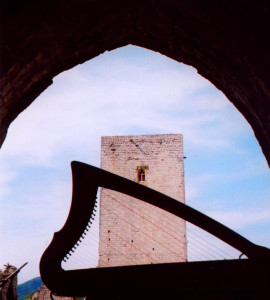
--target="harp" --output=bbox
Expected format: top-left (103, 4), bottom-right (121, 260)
top-left (40, 161), bottom-right (270, 298)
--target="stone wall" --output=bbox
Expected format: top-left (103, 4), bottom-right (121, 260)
top-left (99, 134), bottom-right (186, 267)
top-left (37, 283), bottom-right (73, 300)
top-left (0, 265), bottom-right (17, 300)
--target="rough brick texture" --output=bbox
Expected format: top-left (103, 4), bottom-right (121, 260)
top-left (38, 284), bottom-right (72, 299)
top-left (99, 134), bottom-right (186, 267)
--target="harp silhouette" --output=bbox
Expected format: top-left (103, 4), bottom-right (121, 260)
top-left (40, 161), bottom-right (270, 298)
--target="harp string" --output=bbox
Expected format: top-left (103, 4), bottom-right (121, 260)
top-left (61, 188), bottom-right (240, 271)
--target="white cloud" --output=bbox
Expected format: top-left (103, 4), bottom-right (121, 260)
top-left (185, 174), bottom-right (217, 203)
top-left (1, 45), bottom-right (247, 168)
top-left (0, 161), bottom-right (17, 200)
top-left (185, 184), bottom-right (199, 202)
top-left (0, 179), bottom-right (73, 282)
top-left (207, 209), bottom-right (270, 230)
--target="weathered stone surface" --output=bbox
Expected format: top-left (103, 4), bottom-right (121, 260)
top-left (99, 134), bottom-right (186, 267)
top-left (38, 283), bottom-right (73, 299)
top-left (0, 0), bottom-right (270, 165)
top-left (0, 264), bottom-right (17, 300)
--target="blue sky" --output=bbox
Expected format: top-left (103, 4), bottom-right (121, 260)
top-left (0, 45), bottom-right (269, 283)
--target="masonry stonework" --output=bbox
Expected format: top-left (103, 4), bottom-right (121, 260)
top-left (99, 134), bottom-right (186, 267)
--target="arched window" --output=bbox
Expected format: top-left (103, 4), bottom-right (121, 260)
top-left (137, 166), bottom-right (148, 182)
top-left (137, 169), bottom-right (146, 182)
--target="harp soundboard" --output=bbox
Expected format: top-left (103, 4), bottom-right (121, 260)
top-left (40, 161), bottom-right (270, 298)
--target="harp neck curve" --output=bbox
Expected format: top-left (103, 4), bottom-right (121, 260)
top-left (40, 161), bottom-right (270, 296)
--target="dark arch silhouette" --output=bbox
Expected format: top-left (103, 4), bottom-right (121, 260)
top-left (1, 0), bottom-right (270, 165)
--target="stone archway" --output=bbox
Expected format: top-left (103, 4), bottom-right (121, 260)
top-left (1, 0), bottom-right (270, 164)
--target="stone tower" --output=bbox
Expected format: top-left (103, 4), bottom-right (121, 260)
top-left (99, 134), bottom-right (186, 267)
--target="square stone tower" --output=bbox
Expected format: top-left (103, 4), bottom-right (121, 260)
top-left (99, 134), bottom-right (186, 267)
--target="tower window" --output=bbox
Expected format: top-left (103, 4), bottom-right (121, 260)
top-left (138, 169), bottom-right (145, 181)
top-left (137, 166), bottom-right (148, 182)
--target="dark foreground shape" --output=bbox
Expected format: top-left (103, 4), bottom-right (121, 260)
top-left (40, 162), bottom-right (270, 298)
top-left (1, 1), bottom-right (270, 165)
